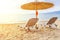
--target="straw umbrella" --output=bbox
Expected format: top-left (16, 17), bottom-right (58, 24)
top-left (21, 0), bottom-right (54, 18)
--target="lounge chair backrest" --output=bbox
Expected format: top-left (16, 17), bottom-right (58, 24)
top-left (25, 18), bottom-right (39, 27)
top-left (47, 17), bottom-right (57, 25)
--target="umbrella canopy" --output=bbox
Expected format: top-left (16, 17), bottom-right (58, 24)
top-left (21, 2), bottom-right (54, 10)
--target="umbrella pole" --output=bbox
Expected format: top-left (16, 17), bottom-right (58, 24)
top-left (35, 0), bottom-right (38, 29)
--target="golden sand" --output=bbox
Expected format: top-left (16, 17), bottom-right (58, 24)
top-left (0, 23), bottom-right (60, 40)
top-left (21, 2), bottom-right (54, 10)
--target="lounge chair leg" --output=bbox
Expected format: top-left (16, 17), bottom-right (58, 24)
top-left (35, 24), bottom-right (38, 29)
top-left (49, 25), bottom-right (51, 28)
top-left (26, 27), bottom-right (31, 32)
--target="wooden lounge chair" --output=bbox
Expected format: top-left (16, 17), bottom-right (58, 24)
top-left (25, 18), bottom-right (39, 31)
top-left (47, 17), bottom-right (58, 28)
top-left (47, 17), bottom-right (57, 25)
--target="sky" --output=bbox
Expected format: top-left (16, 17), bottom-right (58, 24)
top-left (0, 0), bottom-right (60, 23)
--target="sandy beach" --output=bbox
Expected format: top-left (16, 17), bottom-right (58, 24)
top-left (0, 20), bottom-right (60, 40)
